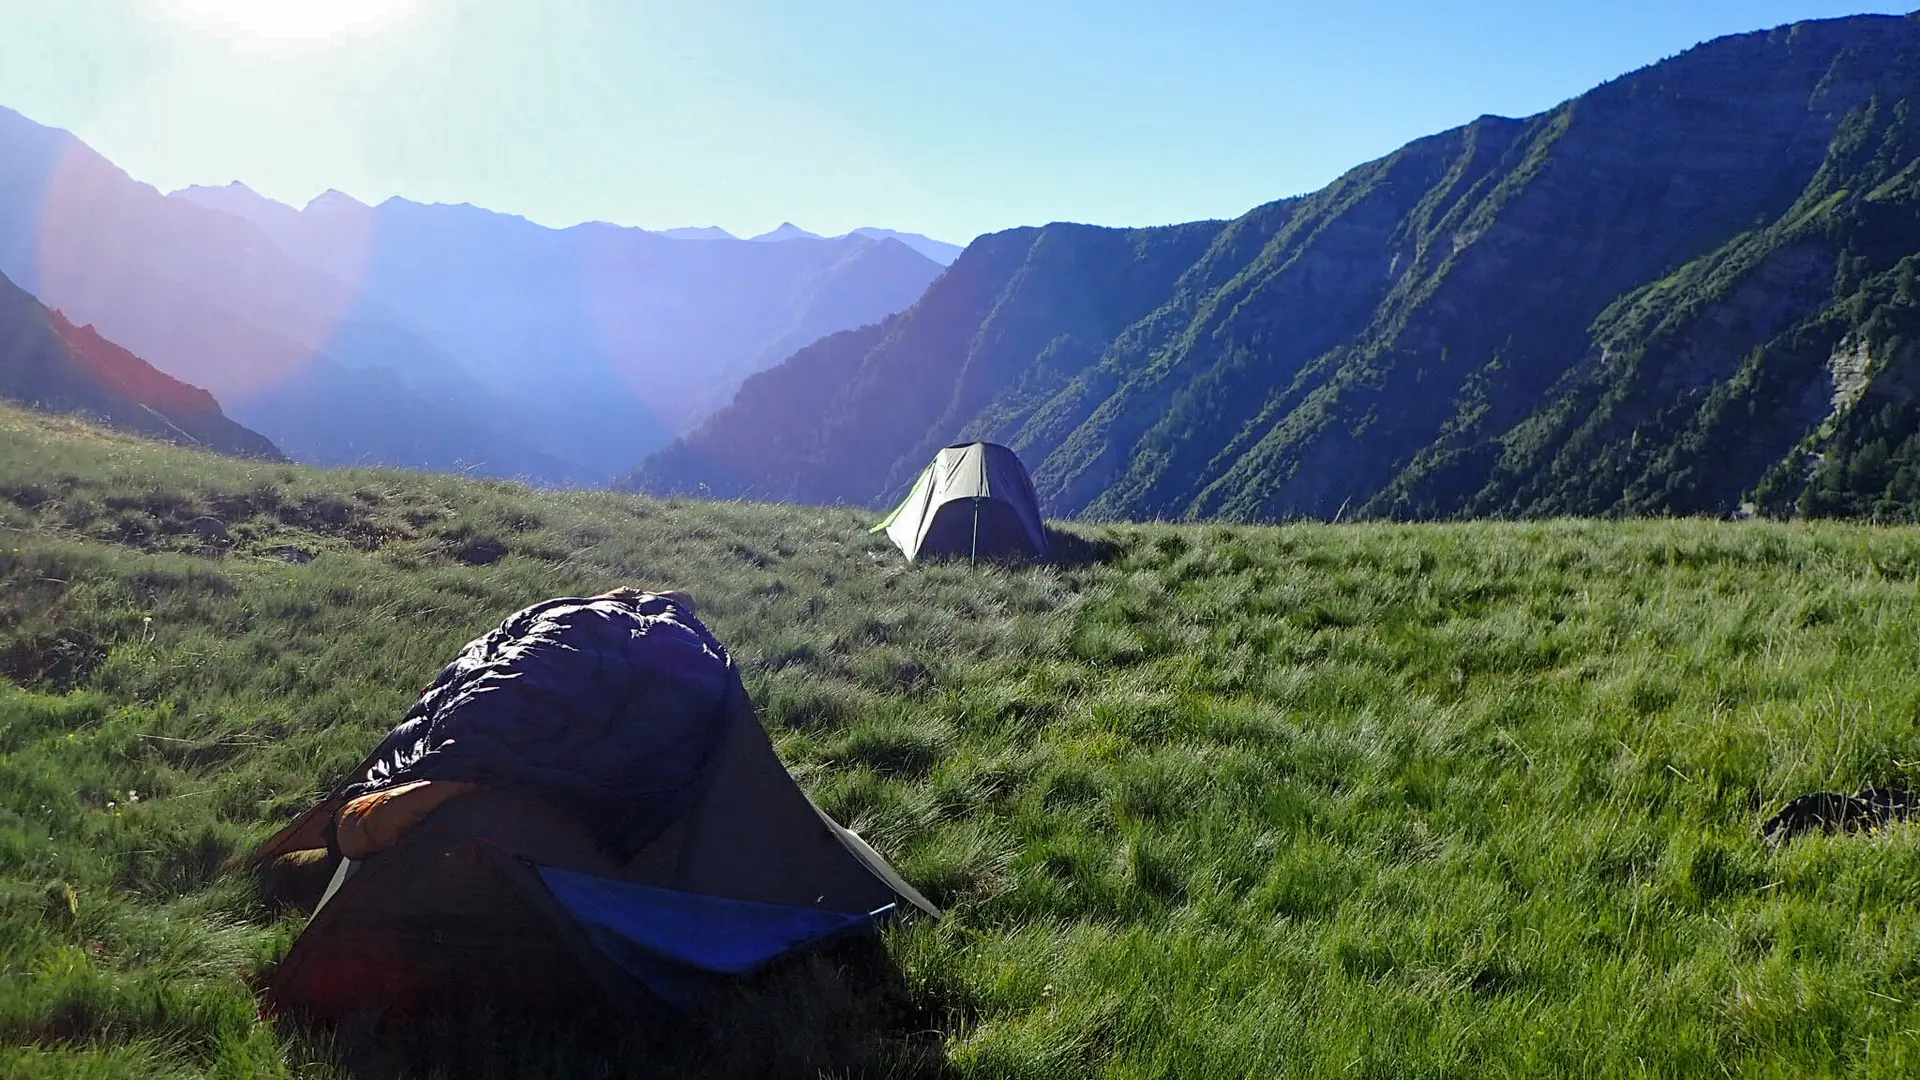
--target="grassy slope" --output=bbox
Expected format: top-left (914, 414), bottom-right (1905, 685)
top-left (4, 404), bottom-right (1920, 1077)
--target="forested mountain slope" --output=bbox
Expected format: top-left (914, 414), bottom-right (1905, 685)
top-left (639, 14), bottom-right (1920, 522)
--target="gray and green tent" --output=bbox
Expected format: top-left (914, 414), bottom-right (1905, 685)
top-left (873, 442), bottom-right (1049, 563)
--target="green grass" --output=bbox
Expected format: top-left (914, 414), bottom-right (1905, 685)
top-left (6, 404), bottom-right (1920, 1077)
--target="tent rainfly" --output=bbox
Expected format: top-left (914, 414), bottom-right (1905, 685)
top-left (250, 592), bottom-right (937, 1023)
top-left (872, 442), bottom-right (1049, 563)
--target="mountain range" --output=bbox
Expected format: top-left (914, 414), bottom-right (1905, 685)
top-left (0, 266), bottom-right (280, 460)
top-left (0, 104), bottom-right (951, 484)
top-left (168, 182), bottom-right (947, 477)
top-left (665, 221), bottom-right (964, 264)
top-left (638, 13), bottom-right (1920, 523)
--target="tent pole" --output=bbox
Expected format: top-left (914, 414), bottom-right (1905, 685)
top-left (971, 497), bottom-right (981, 568)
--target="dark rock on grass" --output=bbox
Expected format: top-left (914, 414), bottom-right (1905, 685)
top-left (185, 515), bottom-right (228, 542)
top-left (1761, 786), bottom-right (1918, 845)
top-left (451, 536), bottom-right (509, 566)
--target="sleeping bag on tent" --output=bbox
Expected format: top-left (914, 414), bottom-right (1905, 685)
top-left (252, 589), bottom-right (937, 1023)
top-left (341, 590), bottom-right (734, 858)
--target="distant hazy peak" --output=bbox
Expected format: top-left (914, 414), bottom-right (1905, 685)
top-left (307, 189), bottom-right (371, 211)
top-left (659, 225), bottom-right (737, 240)
top-left (177, 180), bottom-right (258, 197)
top-left (849, 227), bottom-right (964, 265)
top-left (741, 222), bottom-right (963, 264)
top-left (749, 222), bottom-right (825, 242)
top-left (167, 182), bottom-right (306, 240)
top-left (171, 181), bottom-right (278, 210)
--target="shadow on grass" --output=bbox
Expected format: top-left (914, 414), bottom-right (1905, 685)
top-left (891, 524), bottom-right (1117, 571)
top-left (288, 936), bottom-right (950, 1080)
top-left (1045, 524), bottom-right (1122, 569)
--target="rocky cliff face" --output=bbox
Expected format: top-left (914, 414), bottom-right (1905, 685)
top-left (638, 14), bottom-right (1920, 522)
top-left (0, 269), bottom-right (282, 459)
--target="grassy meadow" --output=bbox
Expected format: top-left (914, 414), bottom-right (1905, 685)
top-left (4, 404), bottom-right (1920, 1077)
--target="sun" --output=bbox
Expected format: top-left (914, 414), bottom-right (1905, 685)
top-left (159, 0), bottom-right (422, 45)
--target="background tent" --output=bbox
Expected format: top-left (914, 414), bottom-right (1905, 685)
top-left (873, 442), bottom-right (1048, 563)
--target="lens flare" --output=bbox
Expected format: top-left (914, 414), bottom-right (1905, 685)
top-left (33, 141), bottom-right (374, 405)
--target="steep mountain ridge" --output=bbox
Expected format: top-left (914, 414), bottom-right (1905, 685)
top-left (0, 267), bottom-right (281, 458)
top-left (639, 14), bottom-right (1920, 522)
top-left (638, 220), bottom-right (1223, 501)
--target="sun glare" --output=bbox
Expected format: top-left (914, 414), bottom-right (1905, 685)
top-left (159, 0), bottom-right (421, 45)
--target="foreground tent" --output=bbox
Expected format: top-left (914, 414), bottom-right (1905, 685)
top-left (252, 591), bottom-right (936, 1023)
top-left (873, 441), bottom-right (1048, 563)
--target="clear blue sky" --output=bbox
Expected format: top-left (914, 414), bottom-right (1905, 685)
top-left (0, 2), bottom-right (1909, 243)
